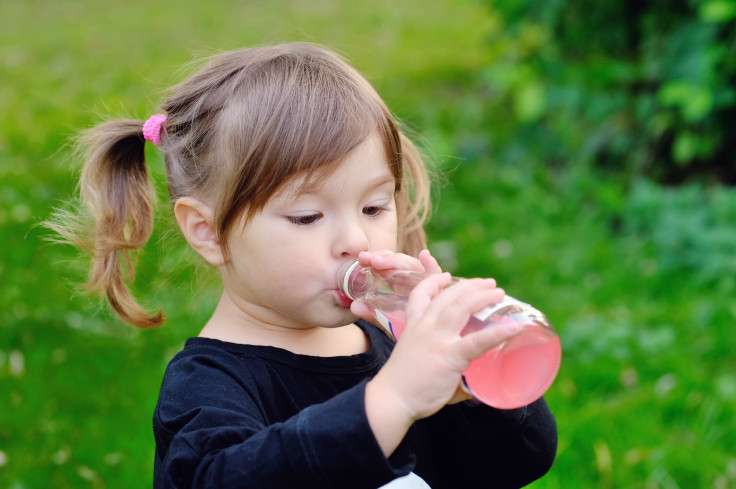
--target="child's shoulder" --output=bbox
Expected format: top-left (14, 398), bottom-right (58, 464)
top-left (162, 320), bottom-right (393, 385)
top-left (160, 337), bottom-right (263, 396)
top-left (154, 321), bottom-right (395, 425)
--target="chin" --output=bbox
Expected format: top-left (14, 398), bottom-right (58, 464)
top-left (324, 309), bottom-right (359, 328)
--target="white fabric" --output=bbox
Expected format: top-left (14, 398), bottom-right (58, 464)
top-left (378, 472), bottom-right (431, 488)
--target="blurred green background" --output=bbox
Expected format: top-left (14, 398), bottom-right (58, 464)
top-left (2, 0), bottom-right (736, 487)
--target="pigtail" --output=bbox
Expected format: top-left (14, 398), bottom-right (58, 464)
top-left (396, 132), bottom-right (432, 257)
top-left (50, 119), bottom-right (164, 328)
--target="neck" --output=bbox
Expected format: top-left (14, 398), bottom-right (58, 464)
top-left (199, 292), bottom-right (369, 357)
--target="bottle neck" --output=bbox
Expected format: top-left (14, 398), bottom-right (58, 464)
top-left (339, 261), bottom-right (364, 301)
top-left (338, 260), bottom-right (425, 301)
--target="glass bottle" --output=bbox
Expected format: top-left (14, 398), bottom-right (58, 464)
top-left (338, 260), bottom-right (561, 409)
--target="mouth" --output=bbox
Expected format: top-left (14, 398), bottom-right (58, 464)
top-left (334, 289), bottom-right (354, 308)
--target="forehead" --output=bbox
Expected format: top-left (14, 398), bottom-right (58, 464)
top-left (274, 133), bottom-right (395, 200)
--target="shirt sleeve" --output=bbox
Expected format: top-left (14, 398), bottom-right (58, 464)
top-left (153, 354), bottom-right (414, 489)
top-left (412, 397), bottom-right (557, 489)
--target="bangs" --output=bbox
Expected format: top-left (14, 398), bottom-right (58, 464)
top-left (212, 45), bottom-right (402, 241)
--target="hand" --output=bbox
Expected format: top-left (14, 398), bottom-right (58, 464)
top-left (350, 249), bottom-right (442, 324)
top-left (365, 273), bottom-right (517, 456)
top-left (355, 249), bottom-right (442, 275)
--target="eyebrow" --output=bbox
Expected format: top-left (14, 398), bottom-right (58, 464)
top-left (361, 174), bottom-right (397, 190)
top-left (297, 173), bottom-right (396, 196)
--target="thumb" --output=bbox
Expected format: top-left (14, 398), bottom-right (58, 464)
top-left (350, 300), bottom-right (396, 337)
top-left (350, 299), bottom-right (374, 321)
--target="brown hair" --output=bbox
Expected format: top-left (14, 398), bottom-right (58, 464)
top-left (50, 43), bottom-right (432, 327)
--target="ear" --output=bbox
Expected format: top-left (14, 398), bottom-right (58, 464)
top-left (174, 197), bottom-right (226, 267)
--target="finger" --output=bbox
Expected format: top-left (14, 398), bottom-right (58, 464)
top-left (357, 249), bottom-right (393, 267)
top-left (404, 272), bottom-right (453, 321)
top-left (350, 300), bottom-right (398, 339)
top-left (456, 318), bottom-right (521, 361)
top-left (420, 279), bottom-right (504, 332)
top-left (349, 299), bottom-right (375, 321)
top-left (418, 249), bottom-right (442, 275)
top-left (447, 383), bottom-right (474, 404)
top-left (364, 251), bottom-right (425, 273)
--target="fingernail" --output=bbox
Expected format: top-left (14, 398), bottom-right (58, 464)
top-left (506, 321), bottom-right (520, 334)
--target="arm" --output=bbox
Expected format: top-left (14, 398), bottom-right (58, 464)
top-left (415, 397), bottom-right (557, 488)
top-left (354, 249), bottom-right (556, 486)
top-left (153, 356), bottom-right (412, 489)
top-left (352, 251), bottom-right (523, 458)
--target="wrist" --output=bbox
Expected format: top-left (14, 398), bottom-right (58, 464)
top-left (364, 375), bottom-right (415, 457)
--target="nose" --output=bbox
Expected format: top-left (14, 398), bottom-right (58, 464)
top-left (332, 214), bottom-right (370, 258)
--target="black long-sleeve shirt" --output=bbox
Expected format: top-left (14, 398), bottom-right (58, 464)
top-left (153, 320), bottom-right (557, 488)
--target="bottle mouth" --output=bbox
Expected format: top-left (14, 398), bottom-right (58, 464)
top-left (337, 260), bottom-right (361, 301)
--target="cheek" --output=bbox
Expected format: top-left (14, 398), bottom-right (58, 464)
top-left (377, 230), bottom-right (398, 250)
top-left (258, 239), bottom-right (320, 280)
top-left (377, 216), bottom-right (399, 250)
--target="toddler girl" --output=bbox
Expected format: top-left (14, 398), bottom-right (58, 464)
top-left (56, 43), bottom-right (556, 488)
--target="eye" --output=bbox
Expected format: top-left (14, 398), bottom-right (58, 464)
top-left (287, 213), bottom-right (322, 226)
top-left (363, 205), bottom-right (390, 217)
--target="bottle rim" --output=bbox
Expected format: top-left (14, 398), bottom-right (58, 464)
top-left (339, 260), bottom-right (361, 301)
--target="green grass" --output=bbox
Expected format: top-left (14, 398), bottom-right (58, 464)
top-left (2, 1), bottom-right (735, 488)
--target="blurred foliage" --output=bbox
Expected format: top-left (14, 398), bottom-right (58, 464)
top-left (624, 179), bottom-right (736, 282)
top-left (476, 0), bottom-right (736, 183)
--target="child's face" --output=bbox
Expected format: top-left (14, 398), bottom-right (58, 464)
top-left (222, 133), bottom-right (398, 330)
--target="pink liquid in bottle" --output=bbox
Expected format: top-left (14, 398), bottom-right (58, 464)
top-left (381, 308), bottom-right (561, 409)
top-left (462, 321), bottom-right (561, 409)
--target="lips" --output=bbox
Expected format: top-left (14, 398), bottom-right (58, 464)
top-left (334, 289), bottom-right (354, 308)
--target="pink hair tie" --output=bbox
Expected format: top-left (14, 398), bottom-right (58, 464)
top-left (142, 114), bottom-right (167, 147)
